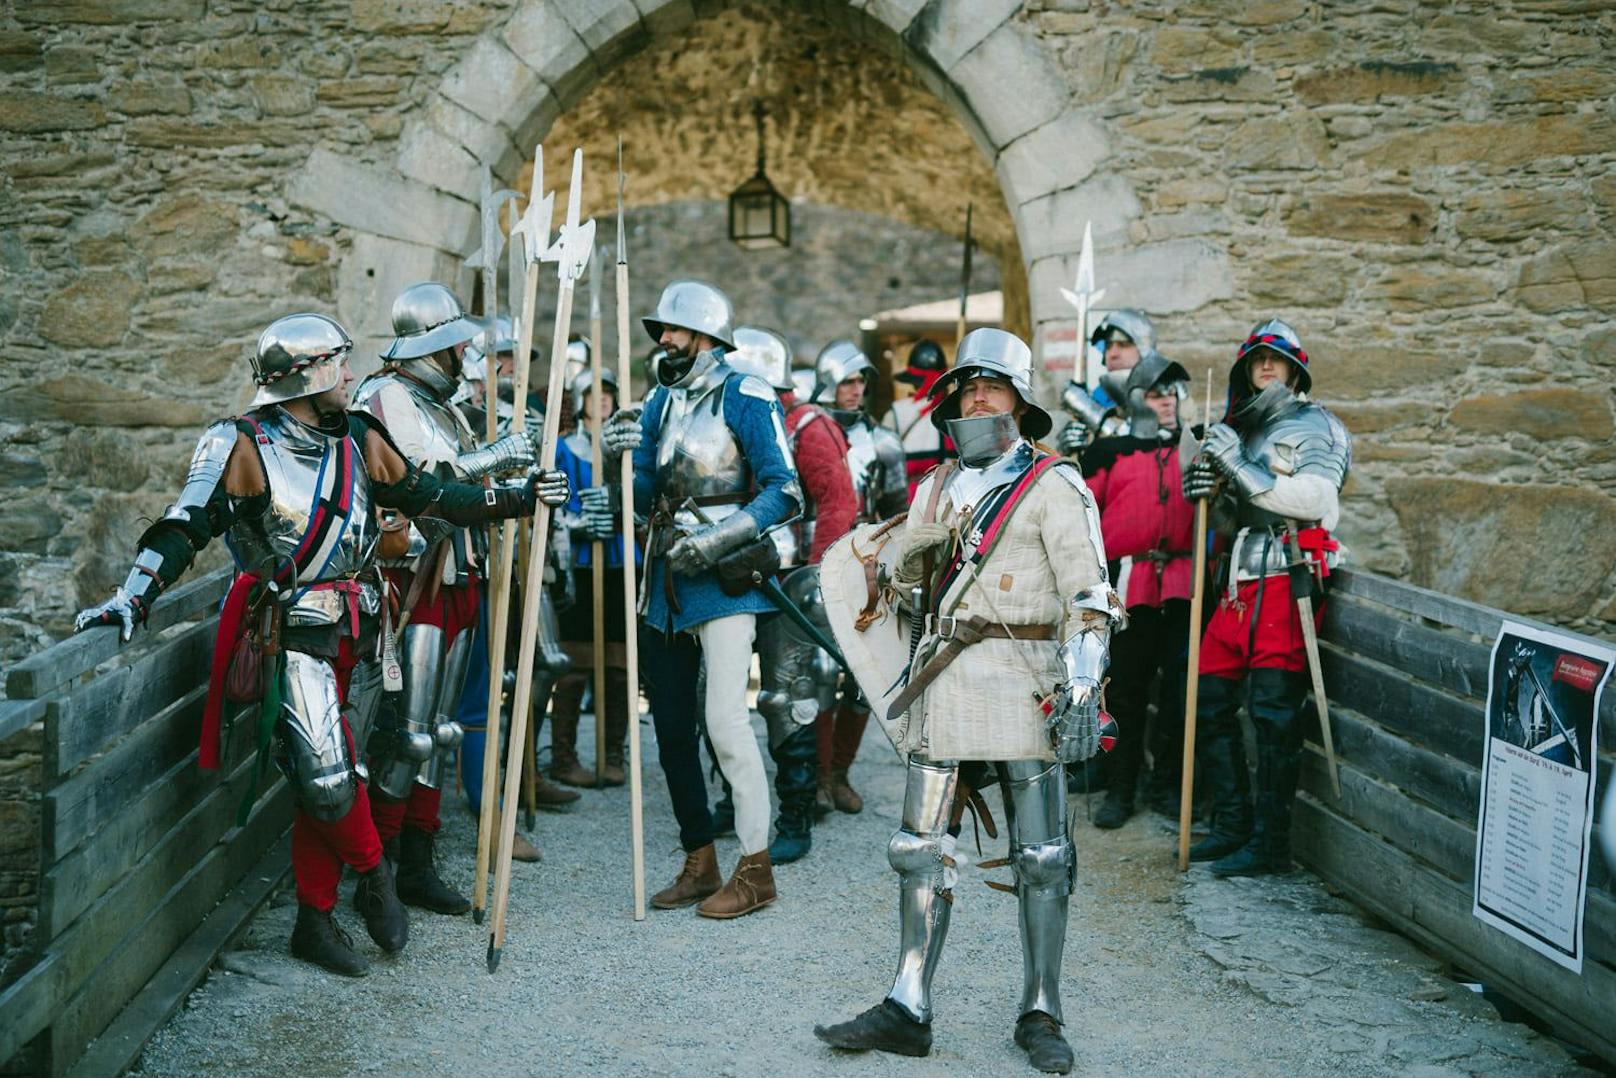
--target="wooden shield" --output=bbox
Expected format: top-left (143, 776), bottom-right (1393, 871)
top-left (820, 519), bottom-right (915, 753)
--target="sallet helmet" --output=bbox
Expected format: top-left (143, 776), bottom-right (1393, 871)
top-left (927, 327), bottom-right (1052, 439)
top-left (251, 313), bottom-right (353, 407)
top-left (730, 325), bottom-right (794, 391)
top-left (641, 279), bottom-right (736, 351)
top-left (811, 339), bottom-right (877, 406)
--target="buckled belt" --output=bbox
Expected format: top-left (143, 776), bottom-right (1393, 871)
top-left (887, 615), bottom-right (1057, 723)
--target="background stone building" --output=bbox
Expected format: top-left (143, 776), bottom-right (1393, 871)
top-left (1, 0), bottom-right (1613, 669)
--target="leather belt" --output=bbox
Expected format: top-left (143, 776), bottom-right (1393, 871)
top-left (886, 614), bottom-right (1056, 724)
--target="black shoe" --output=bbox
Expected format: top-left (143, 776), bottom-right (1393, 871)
top-left (352, 857), bottom-right (409, 952)
top-left (1188, 829), bottom-right (1251, 862)
top-left (814, 1000), bottom-right (932, 1058)
top-left (1092, 791), bottom-right (1134, 830)
top-left (1210, 840), bottom-right (1291, 878)
top-left (395, 827), bottom-right (471, 915)
top-left (1014, 1010), bottom-right (1074, 1074)
top-left (290, 904), bottom-right (369, 977)
top-left (769, 823), bottom-right (811, 864)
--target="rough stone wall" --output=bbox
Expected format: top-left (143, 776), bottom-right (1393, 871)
top-left (0, 0), bottom-right (1612, 672)
top-left (1014, 0), bottom-right (1616, 630)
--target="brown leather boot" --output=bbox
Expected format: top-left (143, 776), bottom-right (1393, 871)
top-left (512, 832), bottom-right (542, 863)
top-left (534, 771), bottom-right (583, 807)
top-left (830, 767), bottom-right (864, 814)
top-left (697, 850), bottom-right (776, 919)
top-left (547, 671), bottom-right (597, 787)
top-left (599, 666), bottom-right (629, 787)
top-left (651, 843), bottom-right (721, 909)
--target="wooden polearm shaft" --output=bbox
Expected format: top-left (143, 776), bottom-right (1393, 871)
top-left (1178, 372), bottom-right (1215, 873)
top-left (616, 136), bottom-right (646, 921)
top-left (955, 203), bottom-right (972, 349)
top-left (489, 147), bottom-right (595, 971)
top-left (473, 151), bottom-right (553, 924)
top-left (589, 247), bottom-right (608, 787)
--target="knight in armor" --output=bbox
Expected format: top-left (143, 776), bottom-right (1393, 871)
top-left (73, 313), bottom-right (563, 975)
top-left (1079, 351), bottom-right (1196, 829)
top-left (811, 339), bottom-right (908, 815)
top-left (814, 328), bottom-right (1120, 1073)
top-left (597, 280), bottom-right (803, 918)
top-left (455, 317), bottom-right (579, 825)
top-left (1181, 318), bottom-right (1351, 877)
top-left (726, 325), bottom-right (859, 863)
top-left (1057, 308), bottom-right (1156, 456)
top-left (881, 338), bottom-right (951, 501)
top-left (350, 282), bottom-right (545, 915)
top-left (552, 366), bottom-right (639, 788)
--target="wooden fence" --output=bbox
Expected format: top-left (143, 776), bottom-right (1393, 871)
top-left (0, 569), bottom-right (291, 1077)
top-left (1306, 569), bottom-right (1615, 1064)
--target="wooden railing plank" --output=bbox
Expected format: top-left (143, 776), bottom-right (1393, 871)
top-left (1322, 593), bottom-right (1491, 702)
top-left (44, 784), bottom-right (291, 1075)
top-left (0, 698), bottom-right (46, 743)
top-left (1321, 643), bottom-right (1482, 762)
top-left (65, 834), bottom-right (290, 1078)
top-left (1327, 704), bottom-right (1479, 823)
top-left (5, 570), bottom-right (229, 701)
top-left (43, 686), bottom-right (207, 865)
top-left (39, 712), bottom-right (255, 940)
top-left (45, 620), bottom-right (216, 779)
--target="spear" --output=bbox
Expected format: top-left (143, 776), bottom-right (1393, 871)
top-left (955, 203), bottom-right (973, 348)
top-left (489, 147), bottom-right (595, 971)
top-left (1059, 221), bottom-right (1105, 389)
top-left (467, 165), bottom-right (518, 445)
top-left (472, 147), bottom-right (553, 926)
top-left (588, 242), bottom-right (608, 788)
top-left (616, 136), bottom-right (647, 921)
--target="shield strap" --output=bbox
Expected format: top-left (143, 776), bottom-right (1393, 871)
top-left (931, 453), bottom-right (1061, 613)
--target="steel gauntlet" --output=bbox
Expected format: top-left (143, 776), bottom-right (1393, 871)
top-left (668, 511), bottom-right (757, 577)
top-left (73, 548), bottom-right (165, 642)
top-left (1202, 422), bottom-right (1275, 499)
top-left (456, 429), bottom-right (537, 479)
top-left (578, 484), bottom-right (621, 541)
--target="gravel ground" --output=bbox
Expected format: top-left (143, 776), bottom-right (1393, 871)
top-left (133, 713), bottom-right (1589, 1077)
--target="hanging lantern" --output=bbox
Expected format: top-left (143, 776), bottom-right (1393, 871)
top-left (728, 101), bottom-right (790, 250)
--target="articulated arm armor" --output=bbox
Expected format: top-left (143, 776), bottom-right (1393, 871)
top-left (453, 429), bottom-right (537, 480)
top-left (1049, 583), bottom-right (1121, 763)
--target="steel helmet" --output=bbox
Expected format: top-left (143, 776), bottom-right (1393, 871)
top-left (927, 327), bottom-right (1052, 439)
top-left (642, 279), bottom-right (736, 351)
top-left (250, 313), bottom-right (353, 407)
top-left (381, 282), bottom-right (485, 361)
top-left (730, 325), bottom-right (794, 391)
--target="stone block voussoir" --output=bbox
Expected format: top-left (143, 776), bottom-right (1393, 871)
top-left (440, 36), bottom-right (543, 130)
top-left (505, 0), bottom-right (602, 107)
top-left (288, 148), bottom-right (475, 254)
top-left (995, 108), bottom-right (1108, 209)
top-left (948, 21), bottom-right (1067, 151)
top-left (398, 122), bottom-right (482, 202)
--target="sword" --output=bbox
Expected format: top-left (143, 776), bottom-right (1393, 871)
top-left (680, 500), bottom-right (850, 673)
top-left (1285, 532), bottom-right (1340, 799)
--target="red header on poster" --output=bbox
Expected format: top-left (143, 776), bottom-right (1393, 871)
top-left (1551, 654), bottom-right (1605, 693)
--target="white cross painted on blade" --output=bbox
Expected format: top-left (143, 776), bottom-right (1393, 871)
top-left (542, 147), bottom-right (595, 285)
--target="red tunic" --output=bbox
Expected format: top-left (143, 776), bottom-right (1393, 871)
top-left (784, 394), bottom-right (858, 564)
top-left (1082, 435), bottom-right (1196, 610)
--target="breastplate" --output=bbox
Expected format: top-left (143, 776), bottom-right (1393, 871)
top-left (352, 372), bottom-right (472, 476)
top-left (654, 366), bottom-right (749, 504)
top-left (1234, 399), bottom-right (1349, 530)
top-left (844, 420), bottom-right (882, 522)
top-left (228, 409), bottom-right (379, 621)
top-left (944, 440), bottom-right (1034, 518)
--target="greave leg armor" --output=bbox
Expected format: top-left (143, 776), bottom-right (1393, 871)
top-left (415, 626), bottom-right (471, 790)
top-left (344, 656), bottom-right (384, 785)
top-left (886, 757), bottom-right (959, 1024)
top-left (370, 624), bottom-right (444, 800)
top-left (1002, 759), bottom-right (1074, 1022)
top-left (277, 651), bottom-right (359, 822)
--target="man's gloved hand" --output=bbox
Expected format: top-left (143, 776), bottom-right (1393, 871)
top-left (74, 587), bottom-right (148, 643)
top-left (578, 485), bottom-right (620, 541)
top-left (1046, 678), bottom-right (1104, 763)
top-left (523, 468), bottom-right (571, 511)
top-left (1182, 456), bottom-right (1218, 501)
top-left (667, 511), bottom-right (758, 577)
top-left (895, 522), bottom-right (952, 583)
top-left (601, 409), bottom-right (643, 456)
top-left (1056, 420), bottom-right (1090, 456)
top-left (1200, 423), bottom-right (1245, 477)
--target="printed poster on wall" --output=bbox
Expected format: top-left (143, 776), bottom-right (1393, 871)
top-left (1473, 620), bottom-right (1611, 973)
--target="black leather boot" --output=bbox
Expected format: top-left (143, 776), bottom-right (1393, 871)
top-left (1213, 669), bottom-right (1306, 877)
top-left (768, 724), bottom-right (818, 864)
top-left (290, 904), bottom-right (369, 977)
top-left (352, 855), bottom-right (409, 952)
top-left (711, 784), bottom-right (736, 837)
top-left (1188, 674), bottom-right (1253, 861)
top-left (814, 1000), bottom-right (932, 1057)
top-left (1015, 1010), bottom-right (1075, 1074)
top-left (394, 826), bottom-right (471, 914)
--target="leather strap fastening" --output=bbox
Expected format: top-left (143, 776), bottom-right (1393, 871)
top-left (885, 615), bottom-right (1056, 724)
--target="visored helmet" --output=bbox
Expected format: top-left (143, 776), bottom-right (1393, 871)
top-left (811, 339), bottom-right (877, 405)
top-left (642, 279), bottom-right (736, 351)
top-left (1089, 308), bottom-right (1156, 353)
top-left (731, 325), bottom-right (794, 391)
top-left (251, 313), bottom-right (353, 407)
top-left (927, 327), bottom-right (1052, 439)
top-left (381, 282), bottom-right (485, 361)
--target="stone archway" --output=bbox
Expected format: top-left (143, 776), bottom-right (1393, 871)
top-left (286, 0), bottom-right (1231, 390)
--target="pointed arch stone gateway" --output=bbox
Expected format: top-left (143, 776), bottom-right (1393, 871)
top-left (290, 0), bottom-right (1233, 383)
